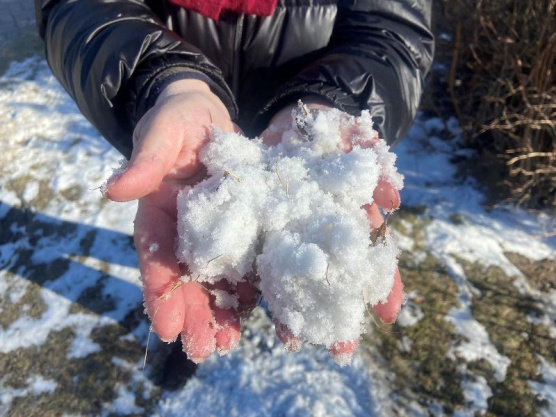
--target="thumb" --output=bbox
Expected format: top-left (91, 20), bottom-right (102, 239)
top-left (105, 115), bottom-right (183, 202)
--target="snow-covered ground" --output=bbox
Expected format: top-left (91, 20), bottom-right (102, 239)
top-left (1, 51), bottom-right (555, 416)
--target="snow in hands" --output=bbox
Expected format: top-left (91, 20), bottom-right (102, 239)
top-left (176, 103), bottom-right (403, 360)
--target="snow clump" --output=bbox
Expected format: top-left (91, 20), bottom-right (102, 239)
top-left (176, 104), bottom-right (403, 349)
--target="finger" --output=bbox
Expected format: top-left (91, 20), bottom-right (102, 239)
top-left (363, 203), bottom-right (405, 322)
top-left (373, 268), bottom-right (404, 324)
top-left (329, 340), bottom-right (359, 366)
top-left (106, 110), bottom-right (200, 202)
top-left (339, 116), bottom-right (379, 152)
top-left (275, 321), bottom-right (302, 352)
top-left (260, 124), bottom-right (287, 146)
top-left (213, 307), bottom-right (241, 355)
top-left (106, 121), bottom-right (181, 201)
top-left (363, 202), bottom-right (384, 229)
top-left (233, 123), bottom-right (245, 135)
top-left (205, 280), bottom-right (241, 355)
top-left (135, 199), bottom-right (185, 342)
top-left (260, 104), bottom-right (296, 146)
top-left (339, 120), bottom-right (400, 211)
top-left (180, 282), bottom-right (217, 363)
top-left (373, 178), bottom-right (401, 211)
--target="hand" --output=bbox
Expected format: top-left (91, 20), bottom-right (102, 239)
top-left (259, 99), bottom-right (405, 361)
top-left (105, 80), bottom-right (258, 362)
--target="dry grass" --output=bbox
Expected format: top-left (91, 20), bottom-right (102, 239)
top-left (436, 0), bottom-right (556, 209)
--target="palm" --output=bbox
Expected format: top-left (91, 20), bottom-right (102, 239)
top-left (134, 180), bottom-right (258, 361)
top-left (106, 85), bottom-right (258, 362)
top-left (259, 102), bottom-right (405, 358)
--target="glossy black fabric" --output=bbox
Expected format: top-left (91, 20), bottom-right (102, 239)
top-left (34, 0), bottom-right (434, 158)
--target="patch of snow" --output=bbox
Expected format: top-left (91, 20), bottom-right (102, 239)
top-left (0, 57), bottom-right (137, 235)
top-left (393, 230), bottom-right (414, 251)
top-left (397, 302), bottom-right (424, 328)
top-left (0, 374), bottom-right (57, 413)
top-left (443, 258), bottom-right (510, 381)
top-left (454, 375), bottom-right (492, 417)
top-left (412, 250), bottom-right (427, 264)
top-left (396, 115), bottom-right (555, 384)
top-left (529, 356), bottom-right (556, 417)
top-left (148, 242), bottom-right (159, 253)
top-left (108, 383), bottom-right (144, 415)
top-left (27, 375), bottom-right (57, 395)
top-left (153, 310), bottom-right (391, 417)
top-left (0, 385), bottom-right (28, 413)
top-left (397, 336), bottom-right (413, 352)
top-left (22, 181), bottom-right (39, 202)
top-left (398, 117), bottom-right (555, 270)
top-left (67, 333), bottom-right (102, 359)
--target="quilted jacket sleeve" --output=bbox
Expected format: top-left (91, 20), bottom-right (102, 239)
top-left (34, 0), bottom-right (237, 158)
top-left (259, 0), bottom-right (435, 146)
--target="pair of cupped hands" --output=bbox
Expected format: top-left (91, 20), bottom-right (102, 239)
top-left (105, 79), bottom-right (404, 363)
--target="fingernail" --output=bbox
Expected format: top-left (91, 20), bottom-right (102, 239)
top-left (102, 158), bottom-right (130, 193)
top-left (159, 336), bottom-right (178, 344)
top-left (188, 355), bottom-right (208, 364)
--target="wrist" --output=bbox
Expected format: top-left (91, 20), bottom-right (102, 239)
top-left (270, 96), bottom-right (335, 126)
top-left (156, 79), bottom-right (212, 104)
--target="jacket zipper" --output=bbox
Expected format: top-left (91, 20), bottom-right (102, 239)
top-left (232, 14), bottom-right (244, 98)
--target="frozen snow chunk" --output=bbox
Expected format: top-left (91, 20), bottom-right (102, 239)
top-left (175, 103), bottom-right (402, 349)
top-left (200, 130), bottom-right (263, 175)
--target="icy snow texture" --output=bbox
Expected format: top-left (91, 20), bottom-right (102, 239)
top-left (176, 107), bottom-right (402, 347)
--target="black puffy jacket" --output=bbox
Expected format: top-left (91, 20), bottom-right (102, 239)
top-left (35, 0), bottom-right (434, 158)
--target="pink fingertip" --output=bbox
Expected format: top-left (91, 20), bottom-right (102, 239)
top-left (214, 309), bottom-right (241, 355)
top-left (144, 292), bottom-right (185, 343)
top-left (159, 336), bottom-right (178, 344)
top-left (275, 322), bottom-right (302, 352)
top-left (181, 326), bottom-right (216, 364)
top-left (373, 179), bottom-right (401, 210)
top-left (330, 340), bottom-right (359, 366)
top-left (373, 269), bottom-right (404, 324)
top-left (216, 328), bottom-right (240, 356)
top-left (180, 284), bottom-right (218, 363)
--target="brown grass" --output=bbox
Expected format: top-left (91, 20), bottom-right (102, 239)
top-left (438, 0), bottom-right (556, 209)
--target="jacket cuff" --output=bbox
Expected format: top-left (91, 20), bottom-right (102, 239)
top-left (128, 57), bottom-right (238, 124)
top-left (253, 82), bottom-right (356, 134)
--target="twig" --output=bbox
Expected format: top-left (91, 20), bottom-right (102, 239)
top-left (507, 152), bottom-right (554, 166)
top-left (370, 202), bottom-right (395, 244)
top-left (532, 230), bottom-right (556, 239)
top-left (143, 279), bottom-right (187, 369)
top-left (275, 158), bottom-right (289, 196)
top-left (362, 294), bottom-right (400, 335)
top-left (206, 254), bottom-right (223, 265)
top-left (224, 170), bottom-right (242, 183)
top-left (143, 304), bottom-right (160, 370)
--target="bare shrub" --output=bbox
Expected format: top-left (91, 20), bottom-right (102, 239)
top-left (442, 0), bottom-right (556, 209)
